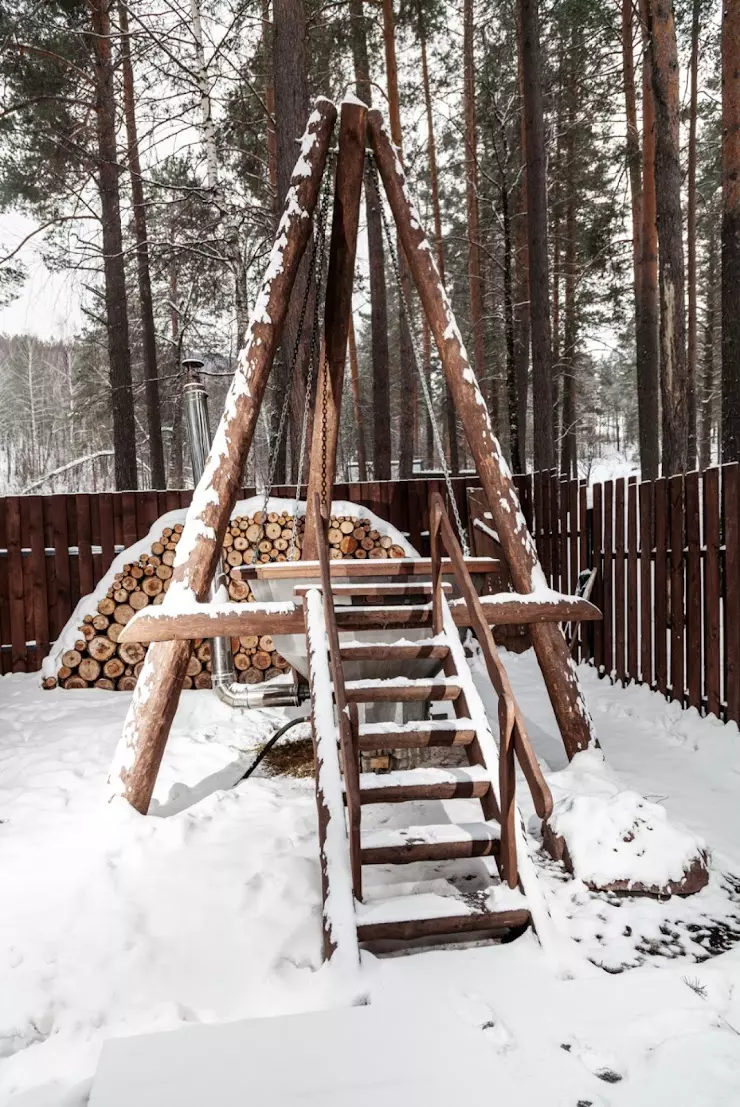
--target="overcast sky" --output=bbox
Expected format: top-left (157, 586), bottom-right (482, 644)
top-left (0, 212), bottom-right (84, 342)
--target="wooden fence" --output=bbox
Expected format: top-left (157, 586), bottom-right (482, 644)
top-left (3, 466), bottom-right (739, 727)
top-left (0, 477), bottom-right (476, 674)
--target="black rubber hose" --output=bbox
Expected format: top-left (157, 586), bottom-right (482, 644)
top-left (237, 716), bottom-right (310, 782)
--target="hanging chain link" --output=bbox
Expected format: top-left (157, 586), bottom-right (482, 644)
top-left (260, 181), bottom-right (331, 535)
top-left (366, 152), bottom-right (470, 556)
top-left (288, 176), bottom-right (332, 561)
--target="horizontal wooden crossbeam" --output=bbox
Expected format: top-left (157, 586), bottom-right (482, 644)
top-left (239, 556), bottom-right (501, 579)
top-left (119, 593), bottom-right (601, 644)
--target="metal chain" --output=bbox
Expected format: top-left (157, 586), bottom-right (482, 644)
top-left (366, 152), bottom-right (470, 556)
top-left (260, 182), bottom-right (331, 530)
top-left (289, 178), bottom-right (331, 561)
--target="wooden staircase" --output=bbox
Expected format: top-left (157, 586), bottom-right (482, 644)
top-left (305, 493), bottom-right (557, 960)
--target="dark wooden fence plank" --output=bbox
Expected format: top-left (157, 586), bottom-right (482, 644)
top-left (639, 480), bottom-right (653, 688)
top-left (724, 463), bottom-right (740, 723)
top-left (685, 471), bottom-right (702, 711)
top-left (592, 482), bottom-right (603, 670)
top-left (99, 493), bottom-right (115, 572)
top-left (614, 479), bottom-right (626, 684)
top-left (603, 480), bottom-right (614, 677)
top-left (627, 479), bottom-right (638, 683)
top-left (704, 467), bottom-right (721, 717)
top-left (7, 498), bottom-right (26, 671)
top-left (47, 495), bottom-right (71, 645)
top-left (559, 479), bottom-right (568, 594)
top-left (27, 497), bottom-right (50, 664)
top-left (654, 478), bottom-right (668, 696)
top-left (0, 498), bottom-right (9, 673)
top-left (121, 492), bottom-right (139, 549)
top-left (669, 474), bottom-right (685, 706)
top-left (75, 494), bottom-right (94, 599)
top-left (550, 472), bottom-right (560, 590)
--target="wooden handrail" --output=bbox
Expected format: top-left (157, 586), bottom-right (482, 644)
top-left (313, 494), bottom-right (363, 901)
top-left (429, 493), bottom-right (553, 824)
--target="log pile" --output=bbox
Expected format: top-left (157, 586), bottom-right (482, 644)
top-left (44, 509), bottom-right (402, 690)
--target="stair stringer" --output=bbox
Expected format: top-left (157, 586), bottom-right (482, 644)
top-left (440, 597), bottom-right (588, 972)
top-left (305, 588), bottom-right (363, 979)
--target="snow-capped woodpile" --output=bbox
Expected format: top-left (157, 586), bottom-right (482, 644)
top-left (44, 508), bottom-right (406, 690)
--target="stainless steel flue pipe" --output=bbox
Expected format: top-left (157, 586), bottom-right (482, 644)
top-left (182, 358), bottom-right (306, 709)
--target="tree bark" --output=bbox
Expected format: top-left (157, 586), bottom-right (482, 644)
top-left (168, 263), bottom-right (184, 487)
top-left (118, 1), bottom-right (165, 489)
top-left (687, 0), bottom-right (700, 468)
top-left (262, 0), bottom-right (278, 222)
top-left (274, 0), bottom-right (313, 480)
top-left (499, 116), bottom-right (521, 474)
top-left (349, 0), bottom-right (392, 480)
top-left (90, 0), bottom-right (137, 491)
top-left (419, 9), bottom-right (457, 471)
top-left (648, 0), bottom-right (688, 476)
top-left (463, 0), bottom-right (490, 428)
top-left (722, 0), bottom-right (740, 461)
top-left (638, 0), bottom-right (661, 479)
top-left (700, 223), bottom-right (718, 470)
top-left (519, 0), bottom-right (554, 472)
top-left (513, 6), bottom-right (530, 468)
top-left (560, 33), bottom-right (577, 479)
top-left (382, 0), bottom-right (416, 478)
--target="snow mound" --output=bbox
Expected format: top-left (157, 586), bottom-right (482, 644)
top-left (545, 750), bottom-right (708, 892)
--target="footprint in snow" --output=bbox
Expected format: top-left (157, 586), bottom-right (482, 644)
top-left (561, 1039), bottom-right (624, 1084)
top-left (459, 991), bottom-right (515, 1054)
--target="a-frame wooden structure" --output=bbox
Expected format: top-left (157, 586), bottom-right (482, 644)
top-left (110, 96), bottom-right (598, 826)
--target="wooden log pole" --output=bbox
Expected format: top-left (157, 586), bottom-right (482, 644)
top-left (367, 109), bottom-right (596, 759)
top-left (108, 98), bottom-right (338, 812)
top-left (303, 99), bottom-right (368, 559)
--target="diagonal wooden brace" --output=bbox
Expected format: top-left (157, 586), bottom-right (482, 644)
top-left (109, 99), bottom-right (338, 813)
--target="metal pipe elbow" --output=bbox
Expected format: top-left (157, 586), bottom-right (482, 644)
top-left (212, 672), bottom-right (309, 710)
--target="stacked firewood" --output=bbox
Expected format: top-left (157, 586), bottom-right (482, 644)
top-left (44, 509), bottom-right (404, 690)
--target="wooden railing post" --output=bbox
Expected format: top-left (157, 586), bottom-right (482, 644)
top-left (108, 100), bottom-right (337, 813)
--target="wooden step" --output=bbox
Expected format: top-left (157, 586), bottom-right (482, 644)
top-left (357, 718), bottom-right (476, 751)
top-left (344, 677), bottom-right (461, 703)
top-left (355, 889), bottom-right (529, 942)
top-left (294, 581), bottom-right (451, 598)
top-left (247, 556), bottom-right (501, 580)
top-left (361, 822), bottom-right (501, 865)
top-left (339, 640), bottom-right (450, 663)
top-left (357, 765), bottom-right (490, 804)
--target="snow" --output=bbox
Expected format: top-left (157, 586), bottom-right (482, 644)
top-left (4, 638), bottom-right (740, 1104)
top-left (358, 765), bottom-right (489, 790)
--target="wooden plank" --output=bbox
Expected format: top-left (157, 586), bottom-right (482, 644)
top-left (249, 556), bottom-right (500, 579)
top-left (75, 494), bottom-right (94, 599)
top-left (724, 463), bottom-right (740, 722)
top-left (550, 471), bottom-right (560, 589)
top-left (591, 482), bottom-right (603, 669)
top-left (704, 467), bottom-right (721, 717)
top-left (669, 474), bottom-right (685, 706)
top-left (614, 478), bottom-right (626, 684)
top-left (569, 478), bottom-right (579, 593)
top-left (356, 908), bottom-right (530, 943)
top-left (27, 496), bottom-right (50, 668)
top-left (0, 499), bottom-right (10, 673)
top-left (7, 498), bottom-right (26, 671)
top-left (654, 477), bottom-right (668, 696)
top-left (98, 493), bottom-right (116, 575)
top-left (559, 478), bottom-right (568, 595)
top-left (627, 478), bottom-right (638, 683)
top-left (121, 491), bottom-right (138, 550)
top-left (19, 497), bottom-right (34, 665)
top-left (639, 480), bottom-right (653, 688)
top-left (685, 470), bottom-right (702, 711)
top-left (119, 594), bottom-right (602, 643)
top-left (603, 480), bottom-right (614, 677)
top-left (578, 481), bottom-right (588, 661)
top-left (533, 471), bottom-right (544, 576)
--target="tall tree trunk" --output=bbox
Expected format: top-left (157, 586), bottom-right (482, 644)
top-left (687, 0), bottom-right (700, 468)
top-left (419, 9), bottom-right (457, 470)
top-left (513, 6), bottom-right (530, 468)
top-left (551, 47), bottom-right (564, 465)
top-left (382, 0), bottom-right (416, 478)
top-left (118, 0), bottom-right (165, 489)
top-left (638, 0), bottom-right (661, 478)
top-left (499, 114), bottom-right (521, 474)
top-left (348, 315), bottom-right (368, 481)
top-left (519, 0), bottom-right (554, 472)
top-left (648, 0), bottom-right (688, 476)
top-left (349, 0), bottom-right (391, 479)
top-left (90, 0), bottom-right (137, 490)
top-left (700, 223), bottom-right (718, 469)
top-left (463, 0), bottom-right (490, 429)
top-left (168, 263), bottom-right (184, 487)
top-left (723, 0), bottom-right (740, 461)
top-left (561, 42), bottom-right (577, 479)
top-left (262, 0), bottom-right (278, 222)
top-left (274, 0), bottom-right (312, 481)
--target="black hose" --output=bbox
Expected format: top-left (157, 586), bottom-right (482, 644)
top-left (237, 716), bottom-right (310, 782)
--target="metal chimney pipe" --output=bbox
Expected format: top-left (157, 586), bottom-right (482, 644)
top-left (182, 358), bottom-right (306, 710)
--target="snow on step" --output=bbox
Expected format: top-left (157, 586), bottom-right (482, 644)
top-left (362, 822), bottom-right (501, 850)
top-left (357, 878), bottom-right (526, 925)
top-left (345, 675), bottom-right (460, 689)
top-left (358, 765), bottom-right (490, 790)
top-left (359, 716), bottom-right (474, 736)
top-left (340, 633), bottom-right (449, 648)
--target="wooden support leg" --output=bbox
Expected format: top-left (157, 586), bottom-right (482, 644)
top-left (303, 99), bottom-right (368, 559)
top-left (109, 99), bottom-right (338, 812)
top-left (367, 109), bottom-right (595, 760)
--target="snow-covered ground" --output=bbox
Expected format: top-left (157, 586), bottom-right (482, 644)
top-left (3, 654), bottom-right (740, 1105)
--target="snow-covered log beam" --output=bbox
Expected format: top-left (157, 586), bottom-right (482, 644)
top-left (303, 99), bottom-right (368, 559)
top-left (367, 108), bottom-right (596, 760)
top-left (109, 99), bottom-right (338, 814)
top-left (118, 594), bottom-right (601, 644)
